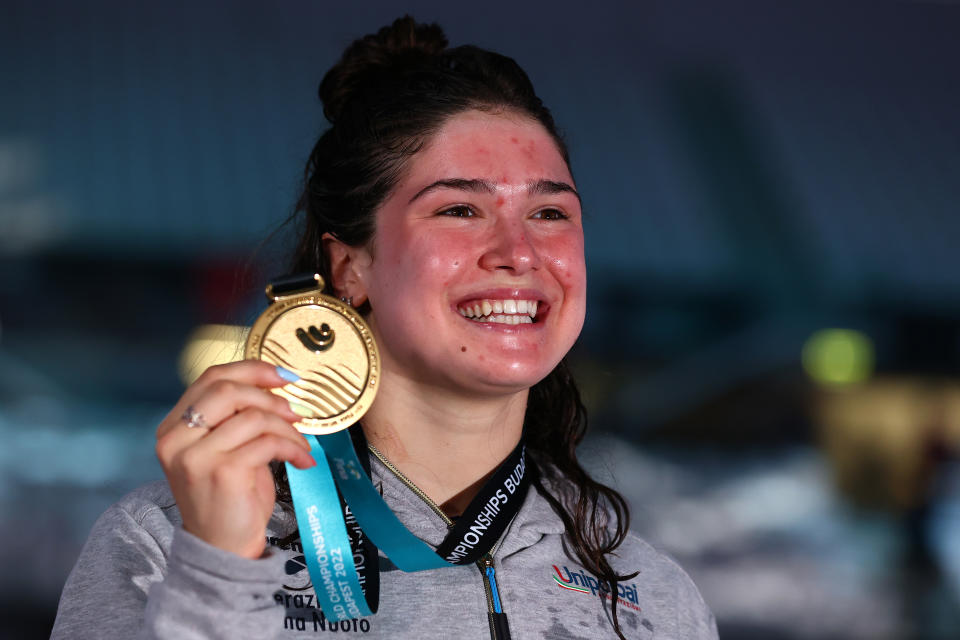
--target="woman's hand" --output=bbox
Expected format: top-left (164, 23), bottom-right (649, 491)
top-left (155, 360), bottom-right (315, 559)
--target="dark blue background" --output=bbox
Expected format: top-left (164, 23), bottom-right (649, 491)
top-left (2, 1), bottom-right (959, 638)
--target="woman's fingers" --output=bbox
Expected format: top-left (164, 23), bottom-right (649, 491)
top-left (193, 360), bottom-right (298, 395)
top-left (188, 378), bottom-right (299, 431)
top-left (157, 380), bottom-right (300, 446)
top-left (190, 407), bottom-right (311, 459)
top-left (229, 433), bottom-right (318, 470)
top-left (154, 360), bottom-right (312, 558)
top-left (157, 366), bottom-right (300, 442)
top-left (157, 393), bottom-right (296, 466)
top-left (161, 408), bottom-right (313, 498)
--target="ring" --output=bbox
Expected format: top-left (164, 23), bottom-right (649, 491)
top-left (181, 405), bottom-right (208, 429)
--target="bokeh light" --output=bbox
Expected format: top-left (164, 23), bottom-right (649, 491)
top-left (803, 329), bottom-right (875, 387)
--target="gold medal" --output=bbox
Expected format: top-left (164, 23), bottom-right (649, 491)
top-left (244, 274), bottom-right (379, 435)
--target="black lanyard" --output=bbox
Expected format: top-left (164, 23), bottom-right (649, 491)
top-left (341, 425), bottom-right (534, 611)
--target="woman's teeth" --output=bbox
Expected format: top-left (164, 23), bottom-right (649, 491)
top-left (457, 299), bottom-right (538, 324)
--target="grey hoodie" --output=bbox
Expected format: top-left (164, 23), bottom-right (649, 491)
top-left (52, 455), bottom-right (718, 639)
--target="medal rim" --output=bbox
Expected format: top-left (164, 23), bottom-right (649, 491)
top-left (244, 293), bottom-right (379, 435)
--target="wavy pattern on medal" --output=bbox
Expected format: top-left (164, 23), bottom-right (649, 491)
top-left (263, 339), bottom-right (294, 360)
top-left (261, 339), bottom-right (363, 418)
top-left (327, 363), bottom-right (363, 390)
top-left (310, 364), bottom-right (362, 397)
top-left (261, 341), bottom-right (300, 376)
top-left (272, 385), bottom-right (341, 417)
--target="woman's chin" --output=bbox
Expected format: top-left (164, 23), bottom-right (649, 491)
top-left (441, 358), bottom-right (561, 397)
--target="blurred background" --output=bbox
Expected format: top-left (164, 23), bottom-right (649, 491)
top-left (2, 0), bottom-right (959, 637)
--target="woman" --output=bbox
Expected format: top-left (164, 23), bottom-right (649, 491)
top-left (52, 17), bottom-right (717, 640)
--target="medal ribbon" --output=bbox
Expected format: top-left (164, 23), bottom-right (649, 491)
top-left (286, 428), bottom-right (533, 620)
top-left (285, 436), bottom-right (374, 621)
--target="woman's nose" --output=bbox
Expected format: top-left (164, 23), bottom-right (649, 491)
top-left (478, 221), bottom-right (542, 274)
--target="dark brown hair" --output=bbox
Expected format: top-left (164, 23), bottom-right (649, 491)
top-left (282, 16), bottom-right (636, 636)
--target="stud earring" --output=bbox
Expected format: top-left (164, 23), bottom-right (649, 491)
top-left (339, 295), bottom-right (354, 307)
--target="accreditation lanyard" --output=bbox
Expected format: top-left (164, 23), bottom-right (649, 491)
top-left (285, 426), bottom-right (533, 621)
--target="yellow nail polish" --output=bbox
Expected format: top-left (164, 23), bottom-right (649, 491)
top-left (289, 402), bottom-right (313, 418)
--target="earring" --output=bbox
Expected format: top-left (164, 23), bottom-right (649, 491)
top-left (339, 295), bottom-right (354, 307)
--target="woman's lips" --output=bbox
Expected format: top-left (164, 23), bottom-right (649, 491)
top-left (453, 288), bottom-right (551, 327)
top-left (457, 297), bottom-right (539, 324)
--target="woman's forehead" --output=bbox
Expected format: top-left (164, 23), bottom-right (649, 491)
top-left (403, 110), bottom-right (574, 191)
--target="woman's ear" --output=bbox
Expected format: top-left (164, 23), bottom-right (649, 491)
top-left (321, 233), bottom-right (373, 307)
top-left (322, 233), bottom-right (372, 307)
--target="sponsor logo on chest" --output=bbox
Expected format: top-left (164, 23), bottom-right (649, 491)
top-left (552, 565), bottom-right (642, 612)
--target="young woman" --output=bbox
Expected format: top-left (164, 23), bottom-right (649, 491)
top-left (52, 17), bottom-right (717, 640)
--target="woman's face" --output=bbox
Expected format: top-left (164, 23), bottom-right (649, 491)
top-left (353, 110), bottom-right (586, 396)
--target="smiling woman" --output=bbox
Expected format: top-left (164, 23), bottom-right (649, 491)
top-left (50, 16), bottom-right (717, 640)
top-left (337, 110), bottom-right (586, 398)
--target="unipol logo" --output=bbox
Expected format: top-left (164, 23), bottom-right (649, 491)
top-left (552, 565), bottom-right (643, 612)
top-left (296, 323), bottom-right (335, 352)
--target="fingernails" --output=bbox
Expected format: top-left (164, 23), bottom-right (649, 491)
top-left (289, 401), bottom-right (313, 418)
top-left (276, 366), bottom-right (300, 383)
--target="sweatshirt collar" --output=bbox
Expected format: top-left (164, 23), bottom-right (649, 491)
top-left (369, 453), bottom-right (566, 558)
top-left (269, 452), bottom-right (567, 558)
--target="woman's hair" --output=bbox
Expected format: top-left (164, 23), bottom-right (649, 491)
top-left (280, 16), bottom-right (637, 636)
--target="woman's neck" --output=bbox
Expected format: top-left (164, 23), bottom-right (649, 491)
top-left (361, 374), bottom-right (527, 517)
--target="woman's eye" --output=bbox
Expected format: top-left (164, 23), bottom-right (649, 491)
top-left (532, 208), bottom-right (568, 221)
top-left (437, 206), bottom-right (475, 217)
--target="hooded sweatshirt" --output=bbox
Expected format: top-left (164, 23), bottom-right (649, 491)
top-left (52, 454), bottom-right (718, 639)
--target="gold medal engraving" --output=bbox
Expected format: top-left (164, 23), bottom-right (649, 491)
top-left (244, 275), bottom-right (379, 435)
top-left (297, 324), bottom-right (335, 352)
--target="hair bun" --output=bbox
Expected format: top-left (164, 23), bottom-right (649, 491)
top-left (320, 16), bottom-right (448, 123)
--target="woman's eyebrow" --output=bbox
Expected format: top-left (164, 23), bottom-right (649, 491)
top-left (409, 178), bottom-right (495, 203)
top-left (408, 177), bottom-right (581, 204)
top-left (527, 179), bottom-right (581, 203)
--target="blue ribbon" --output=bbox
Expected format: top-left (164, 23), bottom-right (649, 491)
top-left (323, 430), bottom-right (450, 571)
top-left (286, 430), bottom-right (450, 622)
top-left (285, 437), bottom-right (373, 621)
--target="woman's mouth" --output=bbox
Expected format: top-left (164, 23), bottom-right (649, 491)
top-left (456, 298), bottom-right (539, 325)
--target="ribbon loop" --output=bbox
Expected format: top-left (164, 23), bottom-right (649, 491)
top-left (286, 428), bottom-right (534, 620)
